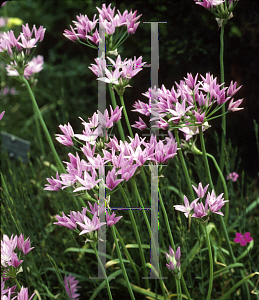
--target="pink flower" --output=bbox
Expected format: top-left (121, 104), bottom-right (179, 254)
top-left (132, 116), bottom-right (147, 131)
top-left (17, 286), bottom-right (35, 300)
top-left (192, 182), bottom-right (209, 198)
top-left (83, 201), bottom-right (105, 216)
top-left (226, 172), bottom-right (239, 182)
top-left (64, 275), bottom-right (81, 300)
top-left (165, 246), bottom-right (181, 274)
top-left (234, 232), bottom-right (253, 246)
top-left (174, 196), bottom-right (199, 218)
top-left (192, 202), bottom-right (208, 218)
top-left (76, 212), bottom-right (106, 235)
top-left (54, 212), bottom-right (77, 230)
top-left (105, 167), bottom-right (124, 190)
top-left (0, 111), bottom-right (5, 121)
top-left (106, 211), bottom-right (123, 227)
top-left (227, 81), bottom-right (242, 97)
top-left (16, 234), bottom-right (34, 255)
top-left (194, 0), bottom-right (225, 10)
top-left (228, 98), bottom-right (244, 112)
top-left (56, 122), bottom-right (74, 147)
top-left (44, 172), bottom-right (62, 191)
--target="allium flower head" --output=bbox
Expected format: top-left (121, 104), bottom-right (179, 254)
top-left (165, 246), bottom-right (181, 276)
top-left (234, 232), bottom-right (253, 246)
top-left (64, 4), bottom-right (141, 50)
top-left (132, 73), bottom-right (243, 133)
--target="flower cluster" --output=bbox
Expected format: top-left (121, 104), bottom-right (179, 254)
top-left (174, 182), bottom-right (229, 219)
top-left (0, 23), bottom-right (45, 76)
top-left (45, 107), bottom-right (178, 193)
top-left (227, 172), bottom-right (239, 182)
top-left (6, 55), bottom-right (44, 79)
top-left (194, 0), bottom-right (240, 28)
top-left (165, 246), bottom-right (181, 277)
top-left (1, 234), bottom-right (35, 300)
top-left (54, 201), bottom-right (122, 246)
top-left (64, 275), bottom-right (81, 300)
top-left (89, 55), bottom-right (146, 95)
top-left (132, 73), bottom-right (243, 138)
top-left (64, 3), bottom-right (141, 51)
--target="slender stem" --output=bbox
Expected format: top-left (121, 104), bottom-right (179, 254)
top-left (217, 23), bottom-right (226, 191)
top-left (119, 186), bottom-right (150, 289)
top-left (174, 129), bottom-right (195, 200)
top-left (110, 225), bottom-right (136, 300)
top-left (21, 76), bottom-right (66, 173)
top-left (119, 94), bottom-right (134, 138)
top-left (131, 178), bottom-right (167, 300)
top-left (108, 83), bottom-right (126, 141)
top-left (14, 278), bottom-right (22, 291)
top-left (206, 153), bottom-right (229, 224)
top-left (178, 278), bottom-right (182, 300)
top-left (199, 130), bottom-right (236, 265)
top-left (32, 98), bottom-right (46, 157)
top-left (204, 225), bottom-right (213, 300)
top-left (159, 190), bottom-right (191, 300)
top-left (176, 277), bottom-right (180, 300)
top-left (158, 190), bottom-right (176, 250)
top-left (93, 246), bottom-right (113, 300)
top-left (198, 127), bottom-right (214, 189)
top-left (114, 227), bottom-right (141, 287)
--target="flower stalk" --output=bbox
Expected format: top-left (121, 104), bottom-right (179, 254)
top-left (21, 76), bottom-right (66, 173)
top-left (93, 246), bottom-right (113, 300)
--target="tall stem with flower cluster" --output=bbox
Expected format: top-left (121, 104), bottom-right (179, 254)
top-left (21, 76), bottom-right (66, 174)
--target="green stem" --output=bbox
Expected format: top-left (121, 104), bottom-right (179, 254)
top-left (174, 129), bottom-right (195, 200)
top-left (110, 225), bottom-right (136, 300)
top-left (119, 186), bottom-right (150, 290)
top-left (21, 76), bottom-right (66, 173)
top-left (160, 190), bottom-right (191, 300)
top-left (204, 224), bottom-right (213, 300)
top-left (176, 277), bottom-right (180, 300)
top-left (131, 178), bottom-right (167, 300)
top-left (178, 278), bottom-right (182, 300)
top-left (93, 246), bottom-right (113, 300)
top-left (199, 128), bottom-right (236, 263)
top-left (119, 94), bottom-right (134, 138)
top-left (32, 99), bottom-right (46, 157)
top-left (217, 23), bottom-right (226, 192)
top-left (199, 127), bottom-right (214, 189)
top-left (108, 84), bottom-right (125, 142)
top-left (114, 227), bottom-right (141, 287)
top-left (206, 153), bottom-right (229, 224)
top-left (14, 278), bottom-right (22, 291)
